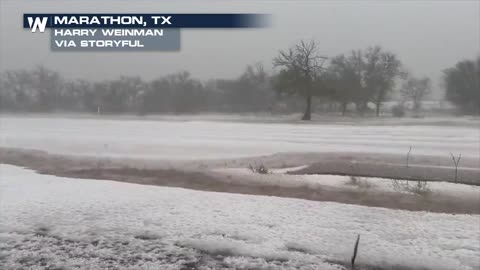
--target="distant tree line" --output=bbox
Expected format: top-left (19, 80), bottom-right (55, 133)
top-left (0, 41), bottom-right (478, 118)
top-left (0, 65), bottom-right (275, 115)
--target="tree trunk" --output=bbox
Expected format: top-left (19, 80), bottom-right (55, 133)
top-left (413, 101), bottom-right (420, 114)
top-left (341, 102), bottom-right (347, 116)
top-left (302, 94), bottom-right (312, 120)
top-left (375, 102), bottom-right (381, 117)
top-left (356, 102), bottom-right (366, 116)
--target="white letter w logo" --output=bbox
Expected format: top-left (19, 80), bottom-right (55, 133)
top-left (27, 17), bottom-right (48, 33)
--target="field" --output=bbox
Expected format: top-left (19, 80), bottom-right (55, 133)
top-left (1, 115), bottom-right (479, 270)
top-left (1, 115), bottom-right (479, 159)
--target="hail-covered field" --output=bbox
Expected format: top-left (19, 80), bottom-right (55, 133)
top-left (0, 115), bottom-right (478, 159)
top-left (1, 165), bottom-right (479, 270)
top-left (1, 115), bottom-right (479, 269)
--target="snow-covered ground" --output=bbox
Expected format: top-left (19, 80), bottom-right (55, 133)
top-left (1, 116), bottom-right (478, 159)
top-left (1, 165), bottom-right (479, 270)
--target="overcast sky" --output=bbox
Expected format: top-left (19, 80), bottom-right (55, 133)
top-left (1, 0), bottom-right (479, 97)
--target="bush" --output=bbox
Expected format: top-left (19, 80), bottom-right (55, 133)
top-left (391, 104), bottom-right (406, 117)
top-left (248, 163), bottom-right (269, 174)
top-left (346, 176), bottom-right (374, 189)
top-left (391, 179), bottom-right (430, 196)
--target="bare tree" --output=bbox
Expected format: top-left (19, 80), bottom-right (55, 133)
top-left (31, 66), bottom-right (63, 111)
top-left (364, 46), bottom-right (403, 116)
top-left (1, 66), bottom-right (63, 112)
top-left (327, 51), bottom-right (365, 115)
top-left (1, 70), bottom-right (33, 111)
top-left (273, 40), bottom-right (327, 120)
top-left (444, 57), bottom-right (480, 115)
top-left (219, 63), bottom-right (273, 112)
top-left (449, 152), bottom-right (462, 183)
top-left (401, 75), bottom-right (431, 114)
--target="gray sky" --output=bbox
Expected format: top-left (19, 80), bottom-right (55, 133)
top-left (1, 0), bottom-right (479, 98)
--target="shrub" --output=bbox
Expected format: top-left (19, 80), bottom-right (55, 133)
top-left (391, 178), bottom-right (430, 196)
top-left (248, 163), bottom-right (269, 174)
top-left (346, 176), bottom-right (374, 189)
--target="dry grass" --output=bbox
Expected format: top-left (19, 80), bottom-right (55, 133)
top-left (248, 163), bottom-right (270, 174)
top-left (391, 179), bottom-right (431, 196)
top-left (346, 176), bottom-right (375, 189)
